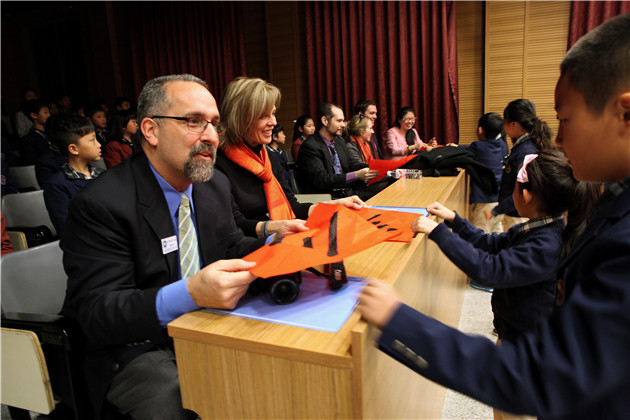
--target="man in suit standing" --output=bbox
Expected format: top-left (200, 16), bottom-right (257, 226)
top-left (353, 99), bottom-right (384, 159)
top-left (296, 102), bottom-right (378, 199)
top-left (62, 74), bottom-right (304, 419)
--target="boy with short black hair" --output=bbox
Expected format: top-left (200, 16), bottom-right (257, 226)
top-left (113, 96), bottom-right (132, 114)
top-left (265, 124), bottom-right (293, 192)
top-left (85, 103), bottom-right (109, 147)
top-left (19, 99), bottom-right (51, 165)
top-left (43, 113), bottom-right (105, 237)
top-left (358, 13), bottom-right (630, 420)
top-left (460, 112), bottom-right (509, 235)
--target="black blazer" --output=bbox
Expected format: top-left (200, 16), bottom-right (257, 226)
top-left (61, 152), bottom-right (264, 416)
top-left (215, 147), bottom-right (311, 237)
top-left (296, 133), bottom-right (366, 194)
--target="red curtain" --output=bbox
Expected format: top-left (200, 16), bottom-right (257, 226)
top-left (128, 2), bottom-right (246, 100)
top-left (568, 1), bottom-right (630, 49)
top-left (304, 1), bottom-right (459, 144)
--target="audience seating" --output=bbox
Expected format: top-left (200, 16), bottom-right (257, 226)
top-left (8, 165), bottom-right (40, 192)
top-left (283, 149), bottom-right (296, 169)
top-left (288, 168), bottom-right (302, 194)
top-left (1, 241), bottom-right (91, 419)
top-left (2, 190), bottom-right (57, 239)
top-left (1, 327), bottom-right (56, 417)
top-left (1, 241), bottom-right (66, 315)
top-left (6, 231), bottom-right (28, 251)
top-left (294, 193), bottom-right (332, 204)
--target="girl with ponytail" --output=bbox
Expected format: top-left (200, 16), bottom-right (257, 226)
top-left (485, 99), bottom-right (554, 230)
top-left (411, 151), bottom-right (600, 344)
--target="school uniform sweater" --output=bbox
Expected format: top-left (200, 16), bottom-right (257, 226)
top-left (429, 213), bottom-right (565, 342)
top-left (43, 162), bottom-right (105, 237)
top-left (459, 135), bottom-right (508, 203)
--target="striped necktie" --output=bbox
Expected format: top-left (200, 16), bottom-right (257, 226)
top-left (178, 194), bottom-right (200, 278)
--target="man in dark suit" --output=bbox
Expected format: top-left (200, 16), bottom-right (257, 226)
top-left (62, 74), bottom-right (304, 419)
top-left (353, 99), bottom-right (384, 159)
top-left (296, 102), bottom-right (378, 199)
top-left (358, 13), bottom-right (630, 420)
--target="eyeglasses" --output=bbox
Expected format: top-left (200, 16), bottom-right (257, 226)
top-left (151, 115), bottom-right (218, 133)
top-left (402, 117), bottom-right (416, 123)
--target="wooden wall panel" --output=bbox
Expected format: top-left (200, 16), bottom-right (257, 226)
top-left (485, 1), bottom-right (526, 126)
top-left (523, 2), bottom-right (570, 138)
top-left (485, 1), bottom-right (570, 146)
top-left (455, 2), bottom-right (484, 145)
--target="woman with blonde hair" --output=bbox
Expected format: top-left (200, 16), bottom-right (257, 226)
top-left (343, 114), bottom-right (396, 197)
top-left (343, 114), bottom-right (375, 165)
top-left (216, 77), bottom-right (364, 238)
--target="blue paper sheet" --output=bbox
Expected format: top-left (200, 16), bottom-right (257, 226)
top-left (366, 205), bottom-right (429, 216)
top-left (204, 272), bottom-right (367, 332)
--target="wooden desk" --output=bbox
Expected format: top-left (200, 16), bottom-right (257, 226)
top-left (169, 171), bottom-right (469, 419)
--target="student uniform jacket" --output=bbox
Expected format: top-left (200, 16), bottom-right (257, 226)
top-left (495, 136), bottom-right (538, 216)
top-left (460, 136), bottom-right (508, 203)
top-left (429, 214), bottom-right (564, 342)
top-left (61, 152), bottom-right (264, 417)
top-left (43, 165), bottom-right (104, 237)
top-left (377, 184), bottom-right (630, 419)
top-left (19, 128), bottom-right (49, 165)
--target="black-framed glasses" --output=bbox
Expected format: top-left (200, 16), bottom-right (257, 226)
top-left (151, 115), bottom-right (218, 133)
top-left (402, 117), bottom-right (416, 123)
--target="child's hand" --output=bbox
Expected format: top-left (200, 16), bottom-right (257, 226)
top-left (426, 202), bottom-right (456, 222)
top-left (412, 215), bottom-right (439, 234)
top-left (357, 279), bottom-right (402, 329)
top-left (484, 208), bottom-right (494, 220)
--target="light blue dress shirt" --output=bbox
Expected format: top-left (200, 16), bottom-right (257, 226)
top-left (152, 164), bottom-right (274, 327)
top-left (151, 164), bottom-right (202, 327)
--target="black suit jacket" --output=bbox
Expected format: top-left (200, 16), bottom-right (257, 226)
top-left (61, 153), bottom-right (264, 416)
top-left (296, 133), bottom-right (366, 195)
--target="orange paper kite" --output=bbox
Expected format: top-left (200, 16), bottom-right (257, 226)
top-left (244, 203), bottom-right (420, 278)
top-left (351, 206), bottom-right (419, 242)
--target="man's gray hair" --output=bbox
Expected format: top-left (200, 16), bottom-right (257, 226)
top-left (136, 74), bottom-right (208, 143)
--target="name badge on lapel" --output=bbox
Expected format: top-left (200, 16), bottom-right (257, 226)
top-left (161, 235), bottom-right (178, 255)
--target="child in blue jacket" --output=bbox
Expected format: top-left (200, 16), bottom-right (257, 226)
top-left (486, 99), bottom-right (555, 231)
top-left (459, 112), bottom-right (508, 235)
top-left (43, 114), bottom-right (105, 237)
top-left (410, 151), bottom-right (598, 343)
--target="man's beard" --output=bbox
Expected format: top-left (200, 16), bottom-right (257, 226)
top-left (184, 143), bottom-right (216, 183)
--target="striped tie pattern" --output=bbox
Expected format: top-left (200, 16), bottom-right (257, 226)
top-left (178, 194), bottom-right (200, 278)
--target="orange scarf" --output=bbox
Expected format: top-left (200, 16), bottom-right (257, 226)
top-left (350, 135), bottom-right (374, 164)
top-left (222, 144), bottom-right (296, 220)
